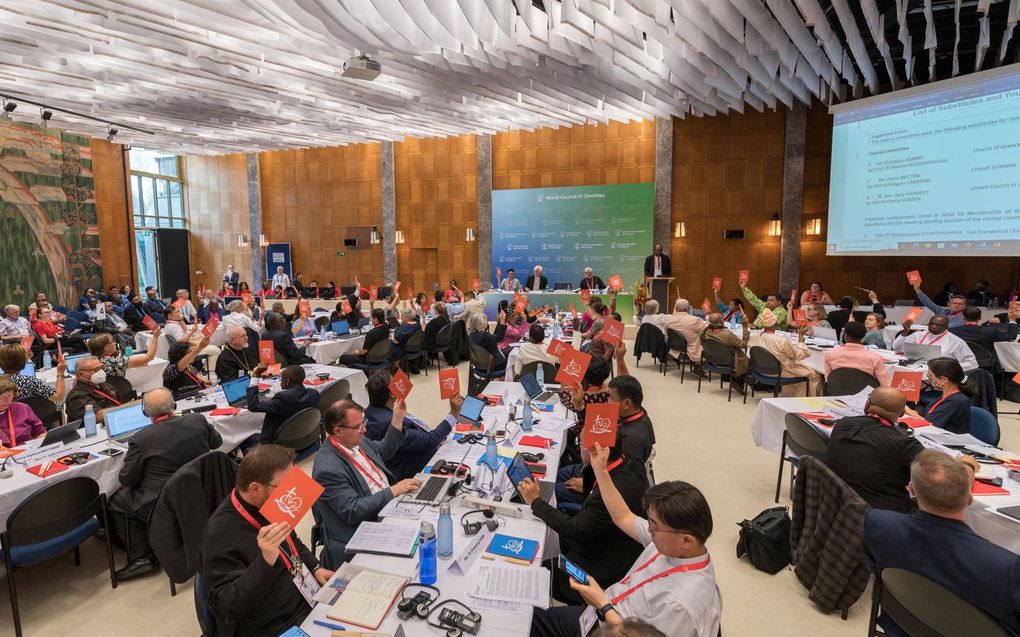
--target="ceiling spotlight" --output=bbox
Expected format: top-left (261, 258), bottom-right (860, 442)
top-left (107, 126), bottom-right (119, 141)
top-left (40, 109), bottom-right (52, 130)
top-left (1, 100), bottom-right (15, 119)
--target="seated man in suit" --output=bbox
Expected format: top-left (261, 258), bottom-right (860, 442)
top-left (262, 312), bottom-right (313, 365)
top-left (110, 388), bottom-right (222, 580)
top-left (389, 309), bottom-right (423, 372)
top-left (950, 305), bottom-right (1018, 367)
top-left (864, 449), bottom-right (1019, 636)
top-left (142, 286), bottom-right (168, 323)
top-left (363, 370), bottom-right (459, 480)
top-left (312, 399), bottom-right (420, 569)
top-left (122, 295), bottom-right (154, 332)
top-left (525, 265), bottom-right (548, 292)
top-left (246, 364), bottom-right (319, 445)
top-left (339, 308), bottom-right (389, 367)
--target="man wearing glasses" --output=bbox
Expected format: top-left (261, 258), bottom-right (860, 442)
top-left (531, 444), bottom-right (722, 637)
top-left (312, 398), bottom-right (422, 569)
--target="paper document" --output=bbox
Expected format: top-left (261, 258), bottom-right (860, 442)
top-left (471, 565), bottom-right (550, 608)
top-left (345, 522), bottom-right (420, 557)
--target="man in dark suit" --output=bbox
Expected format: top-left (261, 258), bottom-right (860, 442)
top-left (865, 449), bottom-right (1020, 636)
top-left (525, 265), bottom-right (548, 291)
top-left (143, 286), bottom-right (168, 322)
top-left (389, 309), bottom-right (423, 371)
top-left (643, 244), bottom-right (671, 278)
top-left (110, 387), bottom-right (223, 580)
top-left (123, 294), bottom-right (155, 331)
top-left (262, 312), bottom-right (313, 365)
top-left (950, 305), bottom-right (1017, 368)
top-left (312, 399), bottom-right (420, 569)
top-left (364, 370), bottom-right (459, 480)
top-left (222, 265), bottom-right (240, 291)
top-left (340, 308), bottom-right (389, 367)
top-left (246, 364), bottom-right (320, 444)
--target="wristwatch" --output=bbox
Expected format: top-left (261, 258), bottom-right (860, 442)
top-left (595, 602), bottom-right (616, 621)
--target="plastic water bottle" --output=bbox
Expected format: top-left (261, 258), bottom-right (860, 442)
top-left (83, 405), bottom-right (97, 438)
top-left (124, 345), bottom-right (133, 357)
top-left (522, 397), bottom-right (534, 432)
top-left (320, 324), bottom-right (327, 339)
top-left (536, 364), bottom-right (545, 386)
top-left (437, 504), bottom-right (453, 559)
top-left (418, 522), bottom-right (438, 584)
top-left (484, 432), bottom-right (499, 469)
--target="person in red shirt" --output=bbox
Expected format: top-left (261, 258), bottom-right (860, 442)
top-left (31, 307), bottom-right (85, 352)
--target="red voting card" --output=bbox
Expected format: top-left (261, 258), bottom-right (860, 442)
top-left (738, 270), bottom-right (750, 285)
top-left (514, 301), bottom-right (526, 314)
top-left (141, 314), bottom-right (158, 332)
top-left (438, 368), bottom-right (460, 399)
top-left (789, 288), bottom-right (798, 305)
top-left (903, 307), bottom-right (923, 324)
top-left (1013, 370), bottom-right (1020, 386)
top-left (569, 303), bottom-right (577, 316)
top-left (892, 371), bottom-right (923, 402)
top-left (27, 461), bottom-right (69, 478)
top-left (608, 275), bottom-right (623, 291)
top-left (201, 314), bottom-right (220, 338)
top-left (369, 285), bottom-right (378, 301)
top-left (258, 465), bottom-right (324, 526)
top-left (701, 298), bottom-right (712, 313)
top-left (547, 338), bottom-right (572, 359)
top-left (555, 348), bottom-right (591, 385)
top-left (265, 363), bottom-right (282, 376)
top-left (20, 335), bottom-right (33, 351)
top-left (791, 309), bottom-right (808, 326)
top-left (297, 300), bottom-right (311, 317)
top-left (472, 278), bottom-right (480, 290)
top-left (513, 292), bottom-right (526, 307)
top-left (241, 292), bottom-right (254, 305)
top-left (388, 368), bottom-right (413, 400)
top-left (598, 318), bottom-right (624, 346)
top-left (972, 481), bottom-right (1011, 496)
top-left (172, 298), bottom-right (186, 310)
top-left (712, 277), bottom-right (722, 291)
top-left (906, 270), bottom-right (922, 285)
top-left (580, 289), bottom-right (591, 304)
top-left (197, 285), bottom-right (205, 298)
top-left (407, 286), bottom-right (415, 300)
top-left (582, 402), bottom-right (619, 449)
top-left (393, 281), bottom-right (401, 293)
top-left (258, 340), bottom-right (275, 365)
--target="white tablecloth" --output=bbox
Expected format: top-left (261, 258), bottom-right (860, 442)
top-left (37, 358), bottom-right (170, 393)
top-left (995, 341), bottom-right (1020, 372)
top-left (302, 334), bottom-right (366, 365)
top-left (750, 396), bottom-right (1020, 553)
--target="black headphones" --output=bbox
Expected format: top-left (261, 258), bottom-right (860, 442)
top-left (519, 451), bottom-right (544, 463)
top-left (396, 583), bottom-right (440, 620)
top-left (460, 509), bottom-right (499, 536)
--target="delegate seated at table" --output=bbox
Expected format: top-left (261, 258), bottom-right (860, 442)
top-left (246, 364), bottom-right (319, 445)
top-left (65, 356), bottom-right (124, 422)
top-left (747, 309), bottom-right (822, 397)
top-left (903, 358), bottom-right (974, 435)
top-left (0, 377), bottom-right (45, 446)
top-left (823, 322), bottom-right (890, 386)
top-left (891, 315), bottom-right (978, 371)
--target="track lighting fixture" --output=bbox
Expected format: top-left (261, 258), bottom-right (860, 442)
top-left (40, 109), bottom-right (52, 130)
top-left (1, 100), bottom-right (15, 119)
top-left (107, 126), bottom-right (119, 141)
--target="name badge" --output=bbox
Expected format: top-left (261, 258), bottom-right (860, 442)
top-left (292, 562), bottom-right (320, 606)
top-left (579, 605), bottom-right (598, 635)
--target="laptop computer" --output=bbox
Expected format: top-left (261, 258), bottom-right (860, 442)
top-left (331, 320), bottom-right (350, 336)
top-left (507, 453), bottom-right (554, 504)
top-left (21, 361), bottom-right (36, 377)
top-left (457, 395), bottom-right (486, 427)
top-left (403, 473), bottom-right (455, 505)
top-left (64, 353), bottom-right (89, 373)
top-left (103, 402), bottom-right (152, 444)
top-left (220, 375), bottom-right (250, 407)
top-left (811, 326), bottom-right (838, 342)
top-left (520, 372), bottom-right (558, 403)
top-left (41, 420), bottom-right (82, 447)
top-left (903, 342), bottom-right (943, 363)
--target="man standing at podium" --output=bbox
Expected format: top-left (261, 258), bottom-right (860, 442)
top-left (644, 244), bottom-right (671, 278)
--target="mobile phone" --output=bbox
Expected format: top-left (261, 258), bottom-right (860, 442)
top-left (98, 448), bottom-right (124, 457)
top-left (558, 555), bottom-right (589, 584)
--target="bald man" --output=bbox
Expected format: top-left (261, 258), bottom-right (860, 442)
top-left (823, 387), bottom-right (924, 512)
top-left (110, 388), bottom-right (222, 580)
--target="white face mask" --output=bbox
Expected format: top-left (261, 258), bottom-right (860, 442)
top-left (90, 370), bottom-right (107, 385)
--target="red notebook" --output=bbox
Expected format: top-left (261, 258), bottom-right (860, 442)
top-left (210, 407), bottom-right (241, 417)
top-left (27, 461), bottom-right (69, 478)
top-left (973, 481), bottom-right (1010, 496)
top-left (518, 435), bottom-right (555, 449)
top-left (304, 377), bottom-right (329, 386)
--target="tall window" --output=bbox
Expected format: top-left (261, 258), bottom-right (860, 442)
top-left (129, 148), bottom-right (185, 229)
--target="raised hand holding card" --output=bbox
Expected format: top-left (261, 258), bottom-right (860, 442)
top-left (906, 270), bottom-right (922, 285)
top-left (388, 368), bottom-right (413, 400)
top-left (893, 371), bottom-right (923, 402)
top-left (555, 348), bottom-right (591, 386)
top-left (438, 368), bottom-right (460, 399)
top-left (739, 269), bottom-right (750, 285)
top-left (258, 465), bottom-right (324, 526)
top-left (582, 402), bottom-right (619, 449)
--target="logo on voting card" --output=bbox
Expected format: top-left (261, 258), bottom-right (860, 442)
top-left (273, 487), bottom-right (303, 519)
top-left (590, 414), bottom-right (613, 435)
top-left (395, 379), bottom-right (407, 393)
top-left (441, 378), bottom-right (456, 390)
top-left (564, 359), bottom-right (582, 377)
top-left (502, 539), bottom-right (526, 555)
top-left (897, 378), bottom-right (917, 393)
top-left (607, 324), bottom-right (621, 339)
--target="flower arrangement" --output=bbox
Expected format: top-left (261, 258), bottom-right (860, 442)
top-left (632, 282), bottom-right (648, 315)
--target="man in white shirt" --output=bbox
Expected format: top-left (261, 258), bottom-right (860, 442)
top-left (453, 291), bottom-right (486, 322)
top-left (223, 300), bottom-right (261, 334)
top-left (891, 315), bottom-right (978, 371)
top-left (531, 444), bottom-right (722, 637)
top-left (638, 299), bottom-right (670, 333)
top-left (513, 322), bottom-right (559, 378)
top-left (0, 305), bottom-right (31, 342)
top-left (271, 266), bottom-right (291, 291)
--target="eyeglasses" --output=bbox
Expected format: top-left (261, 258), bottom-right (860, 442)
top-left (339, 422), bottom-right (366, 430)
top-left (647, 519), bottom-right (688, 535)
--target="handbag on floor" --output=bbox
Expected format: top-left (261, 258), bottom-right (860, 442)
top-left (736, 506), bottom-right (791, 574)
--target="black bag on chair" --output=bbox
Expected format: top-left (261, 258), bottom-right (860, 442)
top-left (736, 506), bottom-right (791, 574)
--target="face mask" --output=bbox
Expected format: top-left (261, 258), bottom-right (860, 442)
top-left (91, 370), bottom-right (107, 385)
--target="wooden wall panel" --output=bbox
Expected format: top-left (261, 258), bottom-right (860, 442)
top-left (91, 139), bottom-right (134, 288)
top-left (394, 135), bottom-right (477, 293)
top-left (670, 108), bottom-right (787, 303)
top-left (492, 120), bottom-right (655, 190)
top-left (260, 145), bottom-right (384, 287)
top-left (799, 105), bottom-right (1020, 303)
top-left (185, 154), bottom-right (252, 291)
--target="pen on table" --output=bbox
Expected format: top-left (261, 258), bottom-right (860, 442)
top-left (313, 619), bottom-right (346, 631)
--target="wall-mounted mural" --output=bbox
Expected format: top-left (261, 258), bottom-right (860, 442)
top-left (0, 120), bottom-right (103, 309)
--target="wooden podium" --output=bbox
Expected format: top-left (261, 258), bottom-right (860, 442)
top-left (646, 277), bottom-right (674, 312)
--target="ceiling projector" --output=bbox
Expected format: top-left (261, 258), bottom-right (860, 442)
top-left (342, 55), bottom-right (381, 81)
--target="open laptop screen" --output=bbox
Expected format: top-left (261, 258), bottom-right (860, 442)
top-left (104, 403), bottom-right (151, 439)
top-left (221, 376), bottom-right (250, 404)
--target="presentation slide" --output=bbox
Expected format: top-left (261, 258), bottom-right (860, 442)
top-left (491, 183), bottom-right (653, 289)
top-left (828, 66), bottom-right (1020, 256)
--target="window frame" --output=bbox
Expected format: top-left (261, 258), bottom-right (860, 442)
top-left (129, 153), bottom-right (186, 230)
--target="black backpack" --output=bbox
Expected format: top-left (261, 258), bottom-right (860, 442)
top-left (736, 506), bottom-right (791, 574)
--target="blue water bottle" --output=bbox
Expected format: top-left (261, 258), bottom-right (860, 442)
top-left (437, 504), bottom-right (453, 559)
top-left (83, 405), bottom-right (98, 438)
top-left (522, 397), bottom-right (534, 432)
top-left (419, 522), bottom-right (438, 584)
top-left (484, 432), bottom-right (499, 469)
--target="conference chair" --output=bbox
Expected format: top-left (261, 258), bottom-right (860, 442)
top-left (469, 344), bottom-right (504, 396)
top-left (275, 407), bottom-right (322, 462)
top-left (776, 412), bottom-right (829, 502)
top-left (18, 396), bottom-right (60, 430)
top-left (633, 322), bottom-right (668, 374)
top-left (824, 368), bottom-right (879, 396)
top-left (964, 341), bottom-right (995, 372)
top-left (521, 361), bottom-right (558, 382)
top-left (665, 329), bottom-right (693, 382)
top-left (314, 316), bottom-right (331, 332)
top-left (349, 339), bottom-right (392, 374)
top-left (969, 406), bottom-right (1000, 446)
top-left (315, 378), bottom-right (351, 442)
top-left (399, 330), bottom-right (427, 376)
top-left (106, 375), bottom-right (137, 402)
top-left (699, 339), bottom-right (736, 401)
top-left (867, 568), bottom-right (1010, 637)
top-left (194, 572), bottom-right (218, 637)
top-left (432, 324), bottom-right (453, 370)
top-left (2, 477), bottom-right (116, 637)
top-left (745, 347), bottom-right (811, 404)
top-left (273, 348), bottom-right (288, 365)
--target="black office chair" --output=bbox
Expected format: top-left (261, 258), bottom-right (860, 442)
top-left (824, 368), bottom-right (879, 396)
top-left (275, 407), bottom-right (323, 462)
top-left (964, 341), bottom-right (995, 372)
top-left (699, 339), bottom-right (736, 401)
top-left (349, 339), bottom-right (393, 374)
top-left (105, 375), bottom-right (137, 402)
top-left (17, 397), bottom-right (60, 430)
top-left (775, 412), bottom-right (830, 502)
top-left (433, 324), bottom-right (453, 370)
top-left (316, 379), bottom-right (351, 441)
top-left (746, 346), bottom-right (811, 404)
top-left (2, 477), bottom-right (116, 637)
top-left (400, 330), bottom-right (427, 375)
top-left (867, 568), bottom-right (1010, 637)
top-left (468, 344), bottom-right (504, 396)
top-left (194, 571), bottom-right (218, 637)
top-left (665, 329), bottom-right (692, 382)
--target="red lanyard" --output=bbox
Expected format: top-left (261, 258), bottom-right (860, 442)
top-left (927, 389), bottom-right (960, 415)
top-left (919, 332), bottom-right (947, 345)
top-left (620, 410), bottom-right (645, 425)
top-left (5, 411), bottom-right (16, 448)
top-left (329, 438), bottom-right (386, 489)
top-left (868, 414), bottom-right (896, 428)
top-left (230, 490), bottom-right (300, 571)
top-left (592, 457), bottom-right (624, 492)
top-left (92, 388), bottom-right (122, 406)
top-left (151, 414), bottom-right (172, 424)
top-left (611, 552), bottom-right (711, 604)
top-left (585, 276), bottom-right (594, 289)
top-left (185, 369), bottom-right (205, 387)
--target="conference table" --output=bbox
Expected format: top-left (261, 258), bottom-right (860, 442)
top-left (37, 358), bottom-right (170, 393)
top-left (301, 380), bottom-right (574, 636)
top-left (299, 334), bottom-right (366, 366)
top-left (481, 291), bottom-right (635, 323)
top-left (750, 396), bottom-right (1020, 553)
top-left (504, 330), bottom-right (581, 381)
